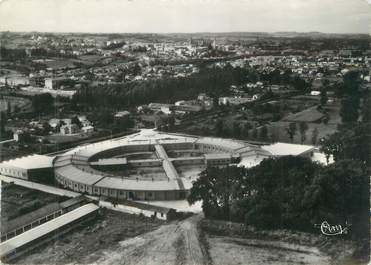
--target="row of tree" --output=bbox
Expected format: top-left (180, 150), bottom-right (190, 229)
top-left (72, 65), bottom-right (252, 110)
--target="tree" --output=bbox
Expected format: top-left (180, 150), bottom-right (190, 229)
top-left (188, 166), bottom-right (247, 219)
top-left (0, 112), bottom-right (7, 138)
top-left (290, 75), bottom-right (310, 91)
top-left (6, 101), bottom-right (11, 117)
top-left (55, 120), bottom-right (65, 132)
top-left (286, 122), bottom-right (297, 143)
top-left (243, 156), bottom-right (320, 230)
top-left (13, 105), bottom-right (20, 113)
top-left (259, 125), bottom-right (268, 141)
top-left (320, 88), bottom-right (328, 106)
top-left (215, 119), bottom-right (224, 136)
top-left (93, 110), bottom-right (114, 127)
top-left (132, 63), bottom-right (142, 76)
top-left (32, 93), bottom-right (54, 114)
top-left (304, 159), bottom-right (368, 240)
top-left (241, 122), bottom-right (251, 139)
top-left (252, 127), bottom-right (258, 140)
top-left (299, 121), bottom-right (309, 144)
top-left (340, 97), bottom-right (359, 124)
top-left (270, 127), bottom-right (279, 142)
top-left (42, 122), bottom-right (52, 135)
top-left (232, 121), bottom-right (241, 138)
top-left (71, 116), bottom-right (82, 128)
top-left (311, 127), bottom-right (319, 145)
top-left (339, 71), bottom-right (361, 124)
top-left (72, 66), bottom-right (250, 110)
top-left (167, 115), bottom-right (175, 130)
top-left (114, 116), bottom-right (134, 132)
top-left (339, 71), bottom-right (361, 97)
top-left (361, 92), bottom-right (370, 123)
top-left (320, 123), bottom-right (369, 165)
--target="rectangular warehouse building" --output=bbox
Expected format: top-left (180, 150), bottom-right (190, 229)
top-left (0, 155), bottom-right (54, 182)
top-left (0, 203), bottom-right (99, 262)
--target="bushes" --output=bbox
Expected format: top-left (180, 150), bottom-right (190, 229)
top-left (188, 156), bottom-right (368, 240)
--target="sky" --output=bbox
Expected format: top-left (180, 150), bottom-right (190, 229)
top-left (0, 0), bottom-right (370, 34)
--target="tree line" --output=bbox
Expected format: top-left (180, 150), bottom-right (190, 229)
top-left (188, 156), bottom-right (367, 240)
top-left (72, 65), bottom-right (251, 110)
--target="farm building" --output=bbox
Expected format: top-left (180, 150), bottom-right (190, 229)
top-left (0, 155), bottom-right (54, 183)
top-left (0, 196), bottom-right (89, 242)
top-left (0, 203), bottom-right (99, 262)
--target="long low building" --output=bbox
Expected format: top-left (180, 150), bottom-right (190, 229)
top-left (0, 155), bottom-right (54, 182)
top-left (0, 203), bottom-right (99, 262)
top-left (1, 196), bottom-right (88, 242)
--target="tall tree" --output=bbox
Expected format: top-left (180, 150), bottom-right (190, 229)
top-left (259, 125), bottom-right (268, 141)
top-left (243, 156), bottom-right (320, 230)
top-left (320, 88), bottom-right (328, 106)
top-left (32, 93), bottom-right (54, 115)
top-left (299, 121), bottom-right (309, 144)
top-left (6, 101), bottom-right (11, 117)
top-left (361, 91), bottom-right (370, 123)
top-left (340, 97), bottom-right (360, 124)
top-left (215, 119), bottom-right (224, 137)
top-left (71, 116), bottom-right (82, 128)
top-left (311, 127), bottom-right (319, 145)
top-left (242, 122), bottom-right (251, 139)
top-left (286, 122), bottom-right (297, 143)
top-left (0, 112), bottom-right (7, 138)
top-left (252, 127), bottom-right (258, 140)
top-left (232, 121), bottom-right (241, 138)
top-left (339, 71), bottom-right (361, 124)
top-left (321, 123), bottom-right (369, 165)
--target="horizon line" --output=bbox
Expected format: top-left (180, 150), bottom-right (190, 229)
top-left (1, 30), bottom-right (369, 36)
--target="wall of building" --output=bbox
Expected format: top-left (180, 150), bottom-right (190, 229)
top-left (0, 166), bottom-right (28, 180)
top-left (195, 143), bottom-right (231, 153)
top-left (55, 172), bottom-right (186, 201)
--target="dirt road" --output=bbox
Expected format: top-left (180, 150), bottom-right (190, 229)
top-left (92, 214), bottom-right (207, 265)
top-left (16, 212), bottom-right (336, 265)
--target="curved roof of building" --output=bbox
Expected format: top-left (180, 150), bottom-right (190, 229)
top-left (53, 129), bottom-right (272, 192)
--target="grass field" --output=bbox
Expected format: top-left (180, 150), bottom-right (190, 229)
top-left (0, 96), bottom-right (32, 113)
top-left (17, 210), bottom-right (163, 264)
top-left (1, 184), bottom-right (60, 221)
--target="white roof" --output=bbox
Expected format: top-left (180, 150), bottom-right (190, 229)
top-left (0, 203), bottom-right (99, 258)
top-left (262, 143), bottom-right (315, 156)
top-left (55, 165), bottom-right (105, 185)
top-left (94, 177), bottom-right (180, 191)
top-left (0, 155), bottom-right (54, 170)
top-left (196, 137), bottom-right (246, 150)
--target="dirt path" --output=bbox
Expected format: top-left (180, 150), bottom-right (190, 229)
top-left (92, 214), bottom-right (207, 265)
